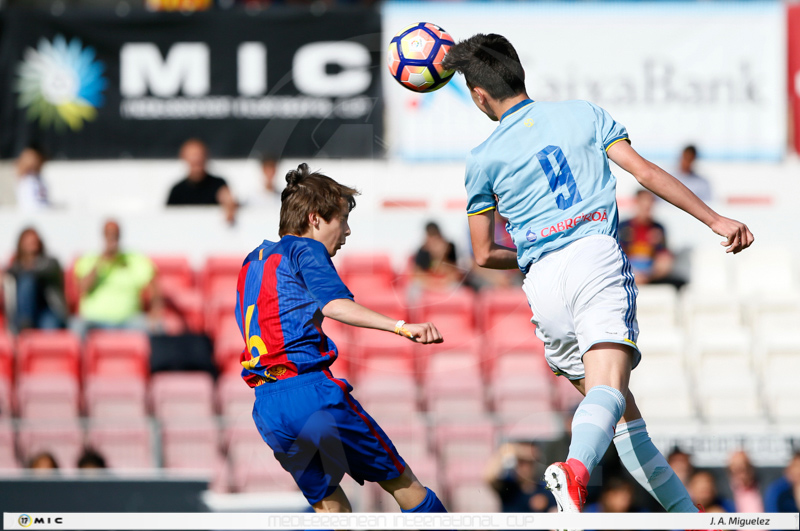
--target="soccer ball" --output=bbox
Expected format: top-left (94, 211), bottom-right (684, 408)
top-left (387, 22), bottom-right (455, 93)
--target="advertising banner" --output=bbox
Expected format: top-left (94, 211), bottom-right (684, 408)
top-left (384, 1), bottom-right (786, 162)
top-left (788, 4), bottom-right (800, 154)
top-left (0, 8), bottom-right (382, 159)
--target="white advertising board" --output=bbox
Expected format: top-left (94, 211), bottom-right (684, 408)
top-left (383, 1), bottom-right (786, 161)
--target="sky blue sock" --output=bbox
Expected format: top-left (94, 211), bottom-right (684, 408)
top-left (566, 385), bottom-right (626, 475)
top-left (613, 418), bottom-right (699, 513)
top-left (401, 487), bottom-right (447, 513)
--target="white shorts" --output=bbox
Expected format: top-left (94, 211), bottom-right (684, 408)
top-left (522, 234), bottom-right (641, 380)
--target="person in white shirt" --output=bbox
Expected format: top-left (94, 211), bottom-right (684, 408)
top-left (15, 147), bottom-right (49, 211)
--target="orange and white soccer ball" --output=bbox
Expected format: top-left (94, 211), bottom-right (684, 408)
top-left (387, 22), bottom-right (455, 93)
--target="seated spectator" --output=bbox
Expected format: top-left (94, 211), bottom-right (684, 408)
top-left (667, 448), bottom-right (695, 486)
top-left (27, 451), bottom-right (58, 474)
top-left (619, 190), bottom-right (685, 288)
top-left (484, 441), bottom-right (554, 513)
top-left (15, 147), bottom-right (50, 211)
top-left (725, 450), bottom-right (764, 513)
top-left (688, 470), bottom-right (733, 512)
top-left (73, 220), bottom-right (162, 337)
top-left (166, 139), bottom-right (237, 224)
top-left (410, 221), bottom-right (463, 294)
top-left (584, 476), bottom-right (640, 514)
top-left (764, 452), bottom-right (800, 513)
top-left (77, 448), bottom-right (107, 470)
top-left (673, 145), bottom-right (712, 202)
top-left (3, 227), bottom-right (67, 333)
top-left (247, 154), bottom-right (281, 208)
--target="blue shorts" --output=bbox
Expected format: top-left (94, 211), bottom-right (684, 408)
top-left (252, 371), bottom-right (407, 504)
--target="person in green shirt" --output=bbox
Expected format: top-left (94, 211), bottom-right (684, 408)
top-left (73, 220), bottom-right (162, 336)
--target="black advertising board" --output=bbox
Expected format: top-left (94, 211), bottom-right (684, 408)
top-left (0, 7), bottom-right (383, 159)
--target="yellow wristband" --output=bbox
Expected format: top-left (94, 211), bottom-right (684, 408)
top-left (394, 320), bottom-right (406, 335)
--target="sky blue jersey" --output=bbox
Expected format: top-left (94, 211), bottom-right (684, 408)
top-left (465, 99), bottom-right (629, 272)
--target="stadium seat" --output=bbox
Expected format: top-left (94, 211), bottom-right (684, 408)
top-left (634, 394), bottom-right (697, 423)
top-left (338, 253), bottom-right (395, 284)
top-left (85, 330), bottom-right (150, 378)
top-left (635, 327), bottom-right (686, 361)
top-left (682, 291), bottom-right (743, 332)
top-left (444, 462), bottom-right (500, 512)
top-left (690, 328), bottom-right (752, 362)
top-left (500, 411), bottom-right (565, 442)
top-left (376, 417), bottom-right (429, 460)
top-left (434, 420), bottom-right (496, 468)
top-left (552, 374), bottom-right (583, 413)
top-left (84, 375), bottom-right (147, 419)
top-left (17, 420), bottom-right (84, 470)
top-left (150, 372), bottom-right (215, 420)
top-left (760, 356), bottom-right (800, 422)
top-left (349, 327), bottom-right (416, 379)
top-left (86, 420), bottom-right (154, 469)
top-left (635, 284), bottom-right (679, 329)
top-left (491, 352), bottom-right (552, 383)
top-left (423, 352), bottom-right (485, 417)
top-left (491, 373), bottom-right (555, 420)
top-left (216, 372), bottom-right (254, 420)
top-left (225, 421), bottom-right (298, 493)
top-left (694, 369), bottom-right (762, 422)
top-left (0, 333), bottom-right (13, 418)
top-left (413, 288), bottom-right (476, 333)
top-left (732, 246), bottom-right (796, 296)
top-left (201, 256), bottom-right (242, 297)
top-left (16, 330), bottom-right (81, 377)
top-left (150, 255), bottom-right (195, 295)
top-left (204, 291), bottom-right (238, 340)
top-left (353, 373), bottom-right (419, 416)
top-left (164, 287), bottom-right (205, 334)
top-left (687, 248), bottom-right (733, 294)
top-left (17, 374), bottom-right (80, 419)
top-left (214, 331), bottom-right (245, 374)
top-left (161, 419), bottom-right (221, 472)
top-left (477, 287), bottom-right (531, 334)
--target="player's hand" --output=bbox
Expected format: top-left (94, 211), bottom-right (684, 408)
top-left (399, 322), bottom-right (443, 344)
top-left (710, 216), bottom-right (754, 254)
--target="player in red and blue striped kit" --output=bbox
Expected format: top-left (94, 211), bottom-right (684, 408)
top-left (235, 163), bottom-right (447, 513)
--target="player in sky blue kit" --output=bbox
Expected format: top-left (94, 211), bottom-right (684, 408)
top-left (442, 34), bottom-right (754, 517)
top-left (236, 163), bottom-right (446, 513)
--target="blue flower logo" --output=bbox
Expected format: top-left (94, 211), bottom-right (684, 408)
top-left (15, 35), bottom-right (107, 131)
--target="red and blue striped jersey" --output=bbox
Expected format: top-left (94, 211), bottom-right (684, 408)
top-left (235, 236), bottom-right (353, 387)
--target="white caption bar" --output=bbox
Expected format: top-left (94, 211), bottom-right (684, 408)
top-left (4, 512), bottom-right (799, 530)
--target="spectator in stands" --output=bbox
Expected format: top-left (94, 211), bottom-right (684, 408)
top-left (673, 145), bottom-right (712, 202)
top-left (764, 452), bottom-right (800, 513)
top-left (410, 221), bottom-right (463, 294)
top-left (247, 154), bottom-right (282, 208)
top-left (166, 139), bottom-right (237, 224)
top-left (3, 227), bottom-right (67, 333)
top-left (687, 470), bottom-right (732, 512)
top-left (667, 448), bottom-right (695, 486)
top-left (484, 441), bottom-right (555, 513)
top-left (584, 476), bottom-right (640, 514)
top-left (27, 452), bottom-right (58, 472)
top-left (77, 448), bottom-right (107, 470)
top-left (15, 147), bottom-right (50, 211)
top-left (73, 219), bottom-right (162, 337)
top-left (619, 190), bottom-right (685, 288)
top-left (724, 450), bottom-right (764, 512)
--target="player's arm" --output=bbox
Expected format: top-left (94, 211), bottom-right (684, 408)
top-left (607, 141), bottom-right (754, 254)
top-left (468, 210), bottom-right (518, 269)
top-left (322, 298), bottom-right (443, 344)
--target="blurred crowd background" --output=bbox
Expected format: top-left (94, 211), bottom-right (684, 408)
top-left (0, 0), bottom-right (798, 516)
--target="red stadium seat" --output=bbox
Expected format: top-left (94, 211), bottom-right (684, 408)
top-left (150, 255), bottom-right (195, 295)
top-left (161, 420), bottom-right (221, 472)
top-left (0, 334), bottom-right (13, 418)
top-left (377, 417), bottom-right (430, 460)
top-left (354, 374), bottom-right (419, 418)
top-left (433, 420), bottom-right (496, 468)
top-left (16, 330), bottom-right (81, 378)
top-left (87, 420), bottom-right (154, 469)
top-left (201, 256), bottom-right (242, 298)
top-left (84, 375), bottom-right (147, 419)
top-left (0, 420), bottom-right (18, 468)
top-left (216, 372), bottom-right (254, 420)
top-left (17, 420), bottom-right (84, 470)
top-left (224, 418), bottom-right (298, 493)
top-left (338, 253), bottom-right (395, 283)
top-left (167, 288), bottom-right (204, 334)
top-left (349, 327), bottom-right (416, 380)
top-left (17, 375), bottom-right (80, 419)
top-left (85, 330), bottom-right (150, 378)
top-left (413, 288), bottom-right (476, 333)
top-left (500, 412), bottom-right (565, 442)
top-left (214, 332), bottom-right (245, 374)
top-left (477, 288), bottom-right (531, 334)
top-left (205, 291), bottom-right (238, 339)
top-left (150, 372), bottom-right (215, 420)
top-left (423, 352), bottom-right (485, 418)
